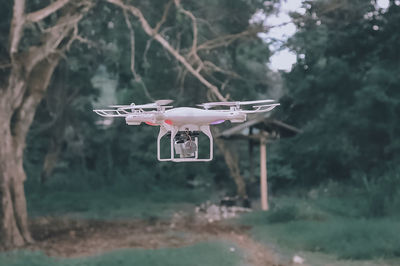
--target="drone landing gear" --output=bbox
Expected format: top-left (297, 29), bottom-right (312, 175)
top-left (157, 125), bottom-right (213, 162)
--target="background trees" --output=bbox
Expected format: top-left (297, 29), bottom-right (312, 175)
top-left (0, 0), bottom-right (94, 247)
top-left (3, 0), bottom-right (400, 249)
top-left (2, 0), bottom-right (278, 247)
top-left (274, 0), bottom-right (400, 212)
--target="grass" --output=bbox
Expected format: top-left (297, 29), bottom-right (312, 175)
top-left (0, 241), bottom-right (242, 266)
top-left (23, 180), bottom-right (400, 264)
top-left (27, 187), bottom-right (207, 219)
top-left (239, 195), bottom-right (400, 262)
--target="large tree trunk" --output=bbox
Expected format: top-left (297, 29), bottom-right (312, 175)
top-left (41, 138), bottom-right (62, 184)
top-left (214, 138), bottom-right (247, 200)
top-left (0, 0), bottom-right (90, 247)
top-left (0, 90), bottom-right (33, 246)
top-left (0, 120), bottom-right (29, 247)
top-left (0, 57), bottom-right (60, 247)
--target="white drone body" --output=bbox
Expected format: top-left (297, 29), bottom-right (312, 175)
top-left (94, 99), bottom-right (279, 162)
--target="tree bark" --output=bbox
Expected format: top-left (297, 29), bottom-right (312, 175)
top-left (0, 121), bottom-right (26, 247)
top-left (214, 138), bottom-right (247, 199)
top-left (0, 0), bottom-right (90, 247)
top-left (0, 56), bottom-right (60, 247)
top-left (0, 100), bottom-right (33, 245)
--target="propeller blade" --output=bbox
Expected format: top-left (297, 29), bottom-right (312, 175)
top-left (239, 99), bottom-right (276, 105)
top-left (199, 99), bottom-right (276, 108)
top-left (109, 99), bottom-right (173, 110)
top-left (200, 101), bottom-right (239, 106)
top-left (198, 102), bottom-right (240, 109)
top-left (241, 103), bottom-right (280, 113)
top-left (155, 99), bottom-right (174, 106)
top-left (110, 103), bottom-right (157, 110)
top-left (252, 103), bottom-right (280, 108)
top-left (109, 104), bottom-right (135, 108)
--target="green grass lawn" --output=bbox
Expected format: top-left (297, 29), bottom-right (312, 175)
top-left (0, 241), bottom-right (242, 266)
top-left (7, 188), bottom-right (244, 266)
top-left (27, 188), bottom-right (206, 219)
top-left (238, 195), bottom-right (400, 265)
top-left (24, 183), bottom-right (400, 265)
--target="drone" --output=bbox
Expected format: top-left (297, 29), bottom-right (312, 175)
top-left (94, 99), bottom-right (279, 162)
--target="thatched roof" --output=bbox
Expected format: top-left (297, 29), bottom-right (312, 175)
top-left (217, 114), bottom-right (301, 141)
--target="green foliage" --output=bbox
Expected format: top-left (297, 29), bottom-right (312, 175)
top-left (22, 0), bottom-right (278, 200)
top-left (26, 184), bottom-right (210, 219)
top-left (359, 168), bottom-right (400, 217)
top-left (266, 205), bottom-right (299, 223)
top-left (0, 242), bottom-right (242, 266)
top-left (240, 195), bottom-right (400, 260)
top-left (275, 1), bottom-right (400, 187)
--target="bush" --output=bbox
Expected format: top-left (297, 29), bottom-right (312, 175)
top-left (240, 195), bottom-right (400, 260)
top-left (266, 205), bottom-right (299, 223)
top-left (358, 169), bottom-right (400, 217)
top-left (300, 218), bottom-right (400, 259)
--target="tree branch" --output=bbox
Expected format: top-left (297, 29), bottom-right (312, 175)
top-left (12, 56), bottom-right (61, 150)
top-left (11, 3), bottom-right (92, 110)
top-left (107, 0), bottom-right (226, 101)
top-left (123, 10), bottom-right (154, 101)
top-left (197, 29), bottom-right (256, 51)
top-left (9, 0), bottom-right (26, 57)
top-left (23, 13), bottom-right (83, 74)
top-left (174, 0), bottom-right (198, 57)
top-left (203, 61), bottom-right (242, 79)
top-left (154, 0), bottom-right (173, 34)
top-left (26, 0), bottom-right (71, 23)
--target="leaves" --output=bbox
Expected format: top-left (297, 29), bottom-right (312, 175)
top-left (278, 0), bottom-right (400, 184)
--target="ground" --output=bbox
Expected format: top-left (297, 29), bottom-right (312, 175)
top-left (2, 192), bottom-right (400, 266)
top-left (22, 216), bottom-right (282, 266)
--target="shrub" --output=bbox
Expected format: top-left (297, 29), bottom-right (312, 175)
top-left (266, 205), bottom-right (299, 223)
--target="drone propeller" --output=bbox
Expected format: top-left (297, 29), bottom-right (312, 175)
top-left (109, 99), bottom-right (174, 110)
top-left (241, 103), bottom-right (280, 113)
top-left (198, 99), bottom-right (275, 108)
top-left (155, 99), bottom-right (173, 106)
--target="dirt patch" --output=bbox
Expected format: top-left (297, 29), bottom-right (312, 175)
top-left (24, 216), bottom-right (285, 266)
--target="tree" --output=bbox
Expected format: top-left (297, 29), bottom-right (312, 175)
top-left (277, 0), bottom-right (400, 185)
top-left (1, 0), bottom-right (276, 247)
top-left (104, 0), bottom-right (274, 200)
top-left (31, 0), bottom-right (274, 200)
top-left (0, 0), bottom-right (93, 247)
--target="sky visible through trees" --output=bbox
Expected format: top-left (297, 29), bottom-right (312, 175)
top-left (263, 0), bottom-right (393, 70)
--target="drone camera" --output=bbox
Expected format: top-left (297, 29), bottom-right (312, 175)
top-left (173, 131), bottom-right (199, 158)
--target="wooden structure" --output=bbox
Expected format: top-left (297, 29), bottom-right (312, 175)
top-left (217, 114), bottom-right (300, 210)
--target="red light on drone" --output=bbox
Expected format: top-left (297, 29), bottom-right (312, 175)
top-left (165, 119), bottom-right (173, 125)
top-left (145, 121), bottom-right (157, 126)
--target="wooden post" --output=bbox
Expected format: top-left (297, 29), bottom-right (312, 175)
top-left (248, 126), bottom-right (254, 180)
top-left (260, 137), bottom-right (269, 211)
